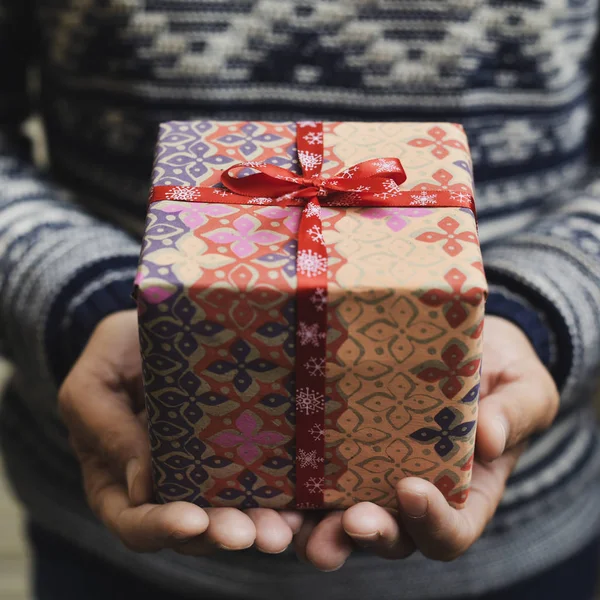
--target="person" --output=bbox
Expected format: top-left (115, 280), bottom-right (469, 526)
top-left (1, 1), bottom-right (599, 599)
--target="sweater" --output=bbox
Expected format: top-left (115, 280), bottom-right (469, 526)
top-left (1, 1), bottom-right (600, 599)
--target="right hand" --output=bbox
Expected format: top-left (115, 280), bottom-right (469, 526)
top-left (58, 310), bottom-right (302, 555)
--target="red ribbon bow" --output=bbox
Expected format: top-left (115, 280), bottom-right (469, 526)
top-left (151, 121), bottom-right (475, 508)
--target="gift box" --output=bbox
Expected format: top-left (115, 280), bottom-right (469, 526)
top-left (135, 120), bottom-right (487, 510)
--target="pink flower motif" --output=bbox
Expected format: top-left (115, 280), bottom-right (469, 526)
top-left (206, 215), bottom-right (288, 258)
top-left (362, 207), bottom-right (434, 232)
top-left (140, 285), bottom-right (176, 304)
top-left (408, 126), bottom-right (467, 160)
top-left (179, 204), bottom-right (237, 229)
top-left (258, 206), bottom-right (301, 233)
top-left (211, 411), bottom-right (288, 465)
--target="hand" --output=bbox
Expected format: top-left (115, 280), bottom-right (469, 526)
top-left (294, 316), bottom-right (559, 570)
top-left (59, 310), bottom-right (302, 555)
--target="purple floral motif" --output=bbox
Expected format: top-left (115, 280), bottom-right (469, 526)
top-left (255, 298), bottom-right (296, 358)
top-left (409, 407), bottom-right (475, 458)
top-left (216, 123), bottom-right (284, 158)
top-left (206, 339), bottom-right (278, 393)
top-left (257, 206), bottom-right (301, 233)
top-left (205, 215), bottom-right (288, 259)
top-left (257, 240), bottom-right (298, 278)
top-left (217, 470), bottom-right (283, 509)
top-left (211, 410), bottom-right (287, 465)
top-left (461, 383), bottom-right (480, 404)
top-left (160, 139), bottom-right (234, 181)
top-left (362, 207), bottom-right (435, 232)
top-left (453, 159), bottom-right (473, 176)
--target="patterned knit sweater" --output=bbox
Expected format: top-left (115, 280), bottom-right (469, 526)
top-left (1, 1), bottom-right (600, 599)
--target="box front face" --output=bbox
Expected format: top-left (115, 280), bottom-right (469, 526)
top-left (137, 121), bottom-right (486, 509)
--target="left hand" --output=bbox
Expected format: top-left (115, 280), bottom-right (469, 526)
top-left (294, 316), bottom-right (559, 571)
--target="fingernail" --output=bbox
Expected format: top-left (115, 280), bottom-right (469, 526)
top-left (398, 491), bottom-right (428, 519)
top-left (321, 563), bottom-right (345, 573)
top-left (495, 417), bottom-right (507, 456)
top-left (351, 531), bottom-right (380, 546)
top-left (217, 541), bottom-right (254, 551)
top-left (126, 458), bottom-right (140, 501)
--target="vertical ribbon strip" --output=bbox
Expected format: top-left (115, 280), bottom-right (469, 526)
top-left (293, 123), bottom-right (328, 507)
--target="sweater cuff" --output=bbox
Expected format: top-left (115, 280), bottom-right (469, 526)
top-left (483, 259), bottom-right (573, 391)
top-left (45, 255), bottom-right (139, 384)
top-left (485, 288), bottom-right (553, 367)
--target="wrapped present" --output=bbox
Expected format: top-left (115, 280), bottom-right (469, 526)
top-left (135, 120), bottom-right (487, 510)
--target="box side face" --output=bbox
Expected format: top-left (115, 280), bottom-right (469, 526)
top-left (323, 207), bottom-right (485, 509)
top-left (138, 200), bottom-right (308, 508)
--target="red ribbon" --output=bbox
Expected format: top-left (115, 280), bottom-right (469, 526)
top-left (150, 122), bottom-right (475, 509)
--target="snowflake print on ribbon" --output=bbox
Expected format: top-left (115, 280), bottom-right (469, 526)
top-left (211, 410), bottom-right (288, 465)
top-left (408, 126), bottom-right (467, 160)
top-left (303, 130), bottom-right (323, 146)
top-left (304, 202), bottom-right (321, 218)
top-left (298, 150), bottom-right (322, 172)
top-left (297, 448), bottom-right (324, 470)
top-left (409, 407), bottom-right (475, 458)
top-left (217, 470), bottom-right (283, 509)
top-left (372, 158), bottom-right (399, 173)
top-left (297, 321), bottom-right (325, 347)
top-left (304, 477), bottom-right (325, 494)
top-left (164, 186), bottom-right (201, 201)
top-left (247, 197), bottom-right (274, 205)
top-left (339, 165), bottom-right (359, 179)
top-left (310, 287), bottom-right (327, 312)
top-left (308, 423), bottom-right (325, 441)
top-left (257, 240), bottom-right (298, 279)
top-left (450, 190), bottom-right (473, 205)
top-left (411, 340), bottom-right (481, 399)
top-left (304, 356), bottom-right (326, 377)
top-left (215, 123), bottom-right (285, 160)
top-left (416, 217), bottom-right (478, 257)
top-left (205, 339), bottom-right (280, 394)
top-left (297, 249), bottom-right (328, 277)
top-left (417, 267), bottom-right (485, 328)
top-left (307, 224), bottom-right (325, 245)
top-left (410, 190), bottom-right (438, 206)
top-left (295, 387), bottom-right (325, 416)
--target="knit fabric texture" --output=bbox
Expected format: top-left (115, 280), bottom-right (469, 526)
top-left (1, 1), bottom-right (600, 599)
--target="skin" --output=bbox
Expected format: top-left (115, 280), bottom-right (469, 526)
top-left (59, 311), bottom-right (559, 567)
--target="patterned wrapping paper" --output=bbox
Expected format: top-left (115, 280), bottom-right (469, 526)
top-left (136, 121), bottom-right (487, 510)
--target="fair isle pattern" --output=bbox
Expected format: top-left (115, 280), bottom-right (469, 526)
top-left (1, 1), bottom-right (600, 598)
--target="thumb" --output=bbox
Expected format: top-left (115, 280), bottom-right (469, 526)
top-left (476, 359), bottom-right (559, 462)
top-left (59, 365), bottom-right (152, 506)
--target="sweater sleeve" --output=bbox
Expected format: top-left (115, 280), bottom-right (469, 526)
top-left (482, 183), bottom-right (600, 410)
top-left (0, 3), bottom-right (140, 386)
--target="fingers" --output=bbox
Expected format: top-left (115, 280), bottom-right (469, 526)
top-left (342, 502), bottom-right (415, 559)
top-left (279, 510), bottom-right (304, 535)
top-left (59, 370), bottom-right (152, 506)
top-left (303, 511), bottom-right (354, 571)
top-left (476, 363), bottom-right (559, 462)
top-left (85, 456), bottom-right (208, 552)
top-left (397, 447), bottom-right (521, 561)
